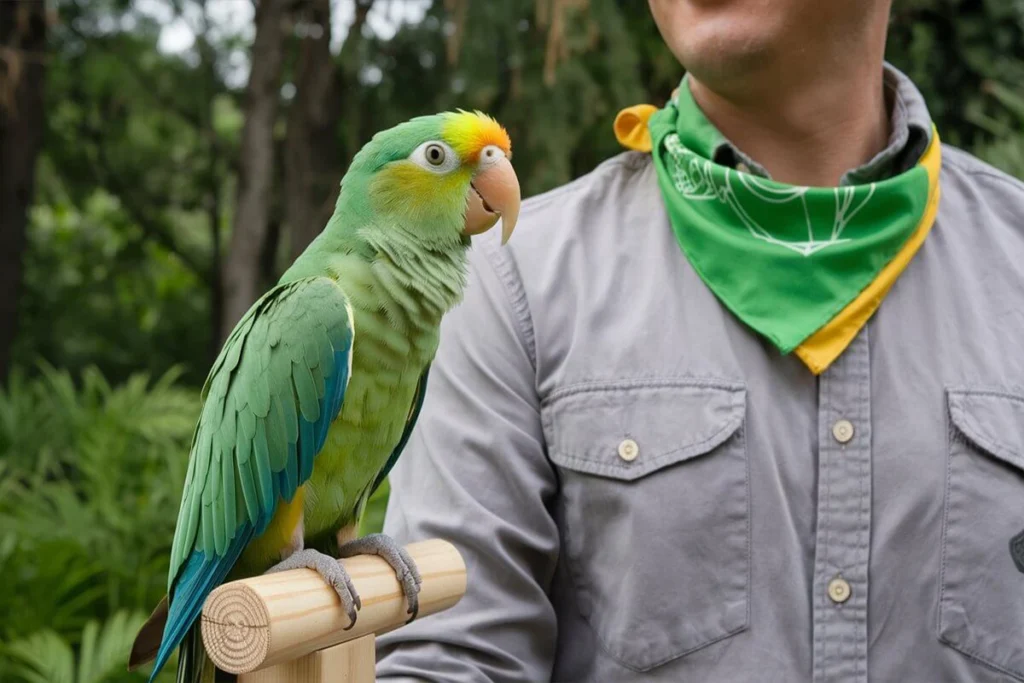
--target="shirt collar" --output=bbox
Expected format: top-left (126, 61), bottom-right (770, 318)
top-left (709, 63), bottom-right (933, 186)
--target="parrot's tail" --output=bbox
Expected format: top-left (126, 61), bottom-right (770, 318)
top-left (129, 596), bottom-right (168, 670)
top-left (176, 626), bottom-right (221, 683)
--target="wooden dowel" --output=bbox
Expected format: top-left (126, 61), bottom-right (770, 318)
top-left (201, 539), bottom-right (466, 674)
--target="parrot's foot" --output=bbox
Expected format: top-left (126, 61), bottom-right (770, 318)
top-left (339, 534), bottom-right (423, 623)
top-left (265, 549), bottom-right (361, 629)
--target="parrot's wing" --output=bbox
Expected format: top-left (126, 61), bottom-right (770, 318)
top-left (368, 366), bottom-right (429, 497)
top-left (152, 276), bottom-right (354, 677)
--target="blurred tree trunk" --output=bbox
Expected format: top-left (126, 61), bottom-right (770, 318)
top-left (0, 1), bottom-right (47, 384)
top-left (284, 0), bottom-right (342, 261)
top-left (340, 1), bottom-right (375, 167)
top-left (220, 0), bottom-right (288, 343)
top-left (196, 0), bottom-right (225, 365)
top-left (285, 0), bottom-right (376, 261)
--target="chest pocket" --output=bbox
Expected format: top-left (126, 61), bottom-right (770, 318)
top-left (542, 379), bottom-right (749, 672)
top-left (939, 389), bottom-right (1024, 680)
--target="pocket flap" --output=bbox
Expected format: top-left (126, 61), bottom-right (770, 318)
top-left (543, 379), bottom-right (746, 481)
top-left (947, 389), bottom-right (1024, 472)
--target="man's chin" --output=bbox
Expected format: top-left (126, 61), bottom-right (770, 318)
top-left (650, 0), bottom-right (785, 84)
top-left (680, 38), bottom-right (777, 93)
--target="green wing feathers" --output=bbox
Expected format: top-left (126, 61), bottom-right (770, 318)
top-left (167, 275), bottom-right (355, 588)
top-left (135, 276), bottom-right (354, 682)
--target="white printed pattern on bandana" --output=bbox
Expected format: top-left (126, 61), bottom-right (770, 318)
top-left (664, 134), bottom-right (877, 257)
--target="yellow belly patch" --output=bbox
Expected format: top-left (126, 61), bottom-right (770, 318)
top-left (261, 486), bottom-right (306, 556)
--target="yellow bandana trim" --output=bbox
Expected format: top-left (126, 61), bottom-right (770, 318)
top-left (794, 130), bottom-right (941, 372)
top-left (614, 105), bottom-right (942, 374)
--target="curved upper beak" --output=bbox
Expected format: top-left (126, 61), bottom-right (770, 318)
top-left (463, 156), bottom-right (521, 245)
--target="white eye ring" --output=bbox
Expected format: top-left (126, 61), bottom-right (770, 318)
top-left (409, 140), bottom-right (459, 174)
top-left (479, 144), bottom-right (505, 166)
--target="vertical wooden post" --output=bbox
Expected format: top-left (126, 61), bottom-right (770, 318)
top-left (239, 635), bottom-right (376, 683)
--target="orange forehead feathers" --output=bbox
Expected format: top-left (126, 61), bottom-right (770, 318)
top-left (441, 110), bottom-right (512, 164)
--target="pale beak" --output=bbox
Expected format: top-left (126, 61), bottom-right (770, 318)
top-left (462, 156), bottom-right (521, 245)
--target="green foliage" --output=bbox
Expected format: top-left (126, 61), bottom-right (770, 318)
top-left (14, 187), bottom-right (211, 387)
top-left (886, 0), bottom-right (1024, 151)
top-left (965, 79), bottom-right (1024, 179)
top-left (12, 0), bottom-right (248, 387)
top-left (2, 611), bottom-right (150, 683)
top-left (0, 365), bottom-right (197, 682)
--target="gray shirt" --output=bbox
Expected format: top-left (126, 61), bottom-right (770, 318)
top-left (375, 65), bottom-right (1024, 682)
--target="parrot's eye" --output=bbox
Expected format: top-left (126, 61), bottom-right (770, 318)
top-left (409, 140), bottom-right (458, 173)
top-left (425, 144), bottom-right (446, 166)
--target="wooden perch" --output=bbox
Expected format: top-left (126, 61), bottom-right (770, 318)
top-left (200, 539), bottom-right (466, 677)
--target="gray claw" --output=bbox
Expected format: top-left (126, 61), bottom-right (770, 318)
top-left (266, 548), bottom-right (361, 628)
top-left (339, 533), bottom-right (422, 622)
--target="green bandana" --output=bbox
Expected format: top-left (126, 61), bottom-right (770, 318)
top-left (617, 80), bottom-right (941, 373)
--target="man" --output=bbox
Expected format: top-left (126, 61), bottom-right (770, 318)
top-left (376, 1), bottom-right (1024, 681)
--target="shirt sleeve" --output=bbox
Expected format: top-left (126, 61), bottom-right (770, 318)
top-left (375, 238), bottom-right (560, 683)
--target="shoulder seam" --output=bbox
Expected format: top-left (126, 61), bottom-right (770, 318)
top-left (471, 152), bottom-right (649, 371)
top-left (942, 148), bottom-right (1024, 195)
top-left (519, 152), bottom-right (649, 215)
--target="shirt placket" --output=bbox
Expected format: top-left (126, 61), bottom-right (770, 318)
top-left (812, 326), bottom-right (872, 683)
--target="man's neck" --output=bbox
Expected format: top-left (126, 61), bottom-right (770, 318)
top-left (688, 61), bottom-right (891, 187)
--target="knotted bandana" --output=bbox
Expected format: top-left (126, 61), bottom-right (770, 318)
top-left (615, 81), bottom-right (941, 374)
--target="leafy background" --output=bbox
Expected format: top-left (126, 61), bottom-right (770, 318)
top-left (1, 0), bottom-right (1022, 680)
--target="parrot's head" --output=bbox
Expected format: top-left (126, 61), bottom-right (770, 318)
top-left (340, 110), bottom-right (521, 247)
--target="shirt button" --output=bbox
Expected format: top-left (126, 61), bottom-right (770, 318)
top-left (832, 419), bottom-right (854, 444)
top-left (618, 439), bottom-right (639, 462)
top-left (828, 576), bottom-right (851, 604)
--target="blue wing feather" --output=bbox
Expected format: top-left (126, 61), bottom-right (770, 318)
top-left (149, 523), bottom-right (255, 679)
top-left (315, 349), bottom-right (348, 451)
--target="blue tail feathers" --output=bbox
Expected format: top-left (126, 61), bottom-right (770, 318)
top-left (148, 524), bottom-right (255, 682)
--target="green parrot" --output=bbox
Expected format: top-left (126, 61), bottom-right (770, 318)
top-left (128, 110), bottom-right (520, 682)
